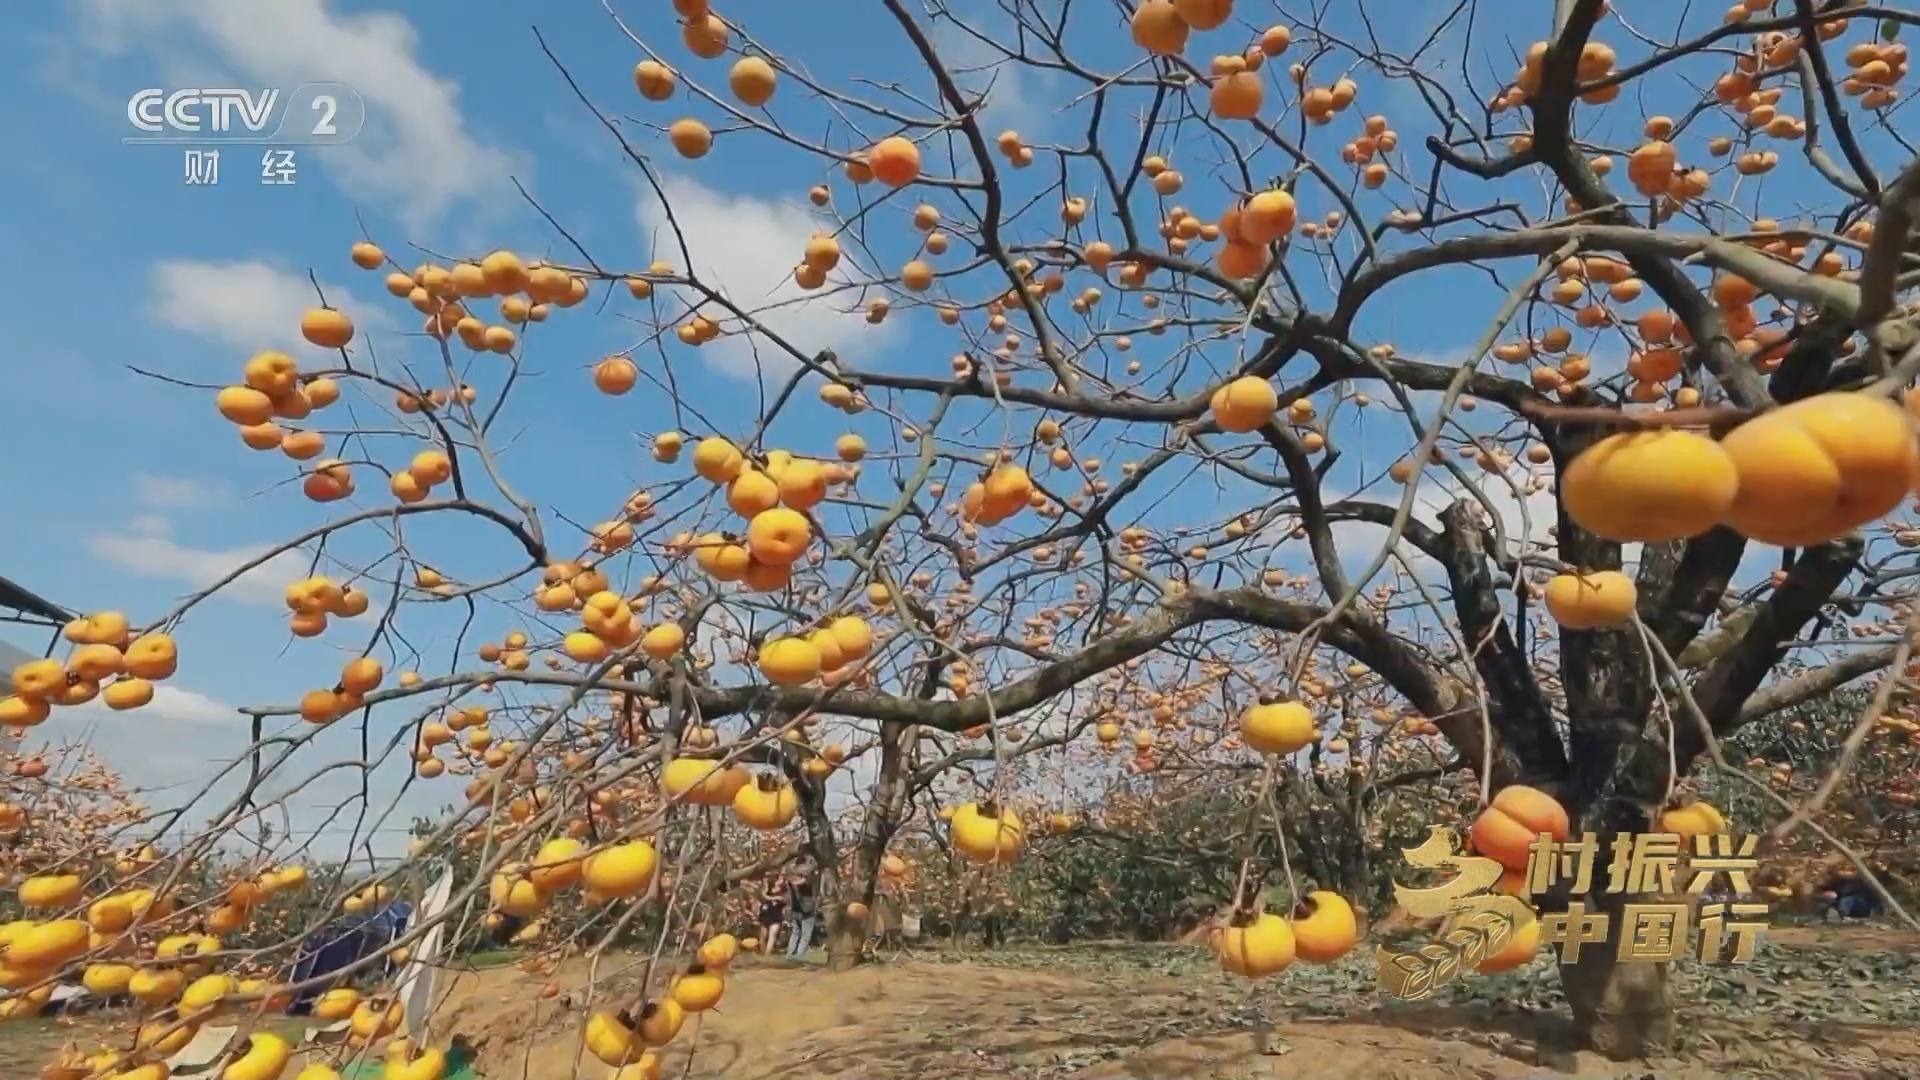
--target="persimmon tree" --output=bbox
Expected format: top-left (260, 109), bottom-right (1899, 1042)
top-left (8, 0), bottom-right (1920, 1073)
top-left (0, 738), bottom-right (149, 882)
top-left (1706, 688), bottom-right (1920, 901)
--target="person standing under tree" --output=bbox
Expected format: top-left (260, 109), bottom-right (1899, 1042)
top-left (784, 868), bottom-right (819, 959)
top-left (872, 891), bottom-right (904, 954)
top-left (1820, 870), bottom-right (1880, 920)
top-left (756, 877), bottom-right (786, 955)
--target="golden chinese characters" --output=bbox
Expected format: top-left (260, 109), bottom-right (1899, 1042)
top-left (1376, 825), bottom-right (1772, 1000)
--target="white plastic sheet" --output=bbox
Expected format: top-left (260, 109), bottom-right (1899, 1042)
top-left (395, 860), bottom-right (454, 1044)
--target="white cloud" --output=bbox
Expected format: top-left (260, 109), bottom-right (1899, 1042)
top-left (30, 697), bottom-right (437, 860)
top-left (1417, 466), bottom-right (1560, 565)
top-left (1321, 461), bottom-right (1774, 596)
top-left (134, 474), bottom-right (228, 509)
top-left (87, 519), bottom-right (306, 607)
top-left (128, 515), bottom-right (173, 538)
top-left (1301, 463), bottom-right (1558, 588)
top-left (637, 174), bottom-right (905, 380)
top-left (24, 685), bottom-right (241, 795)
top-left (72, 0), bottom-right (519, 226)
top-left (148, 259), bottom-right (380, 355)
top-left (929, 15), bottom-right (1050, 139)
top-left (71, 684), bottom-right (238, 726)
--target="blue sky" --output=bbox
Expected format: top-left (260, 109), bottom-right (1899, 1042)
top-left (0, 0), bottom-right (1897, 859)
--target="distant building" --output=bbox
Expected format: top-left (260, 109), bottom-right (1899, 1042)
top-left (0, 638), bottom-right (36, 671)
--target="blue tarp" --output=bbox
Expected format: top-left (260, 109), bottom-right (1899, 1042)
top-left (287, 901), bottom-right (413, 1014)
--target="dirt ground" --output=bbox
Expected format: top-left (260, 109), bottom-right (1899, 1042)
top-left (3, 925), bottom-right (1914, 1080)
top-left (1761, 923), bottom-right (1920, 953)
top-left (431, 927), bottom-right (1920, 1080)
top-left (0, 1014), bottom-right (314, 1078)
top-left (453, 958), bottom-right (1589, 1080)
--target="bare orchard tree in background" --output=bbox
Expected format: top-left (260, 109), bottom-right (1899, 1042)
top-left (8, 0), bottom-right (1920, 1072)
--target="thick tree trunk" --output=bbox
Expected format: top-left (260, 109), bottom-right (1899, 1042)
top-left (1419, 424), bottom-right (1860, 1060)
top-left (824, 913), bottom-right (864, 972)
top-left (825, 720), bottom-right (914, 972)
top-left (981, 911), bottom-right (1006, 948)
top-left (1546, 833), bottom-right (1675, 1059)
top-left (1278, 766), bottom-right (1377, 916)
top-left (790, 745), bottom-right (841, 967)
top-left (1559, 941), bottom-right (1675, 1059)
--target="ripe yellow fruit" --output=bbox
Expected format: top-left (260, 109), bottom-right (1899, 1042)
top-left (1290, 892), bottom-right (1359, 963)
top-left (244, 351), bottom-right (299, 396)
top-left (1542, 571), bottom-right (1636, 630)
top-left (635, 998), bottom-right (684, 1046)
top-left (727, 468), bottom-right (781, 517)
top-left (662, 758), bottom-right (737, 805)
top-left (869, 136), bottom-right (922, 187)
top-left (633, 61), bottom-right (675, 101)
top-left (1660, 800), bottom-right (1728, 838)
top-left (6, 920), bottom-right (89, 967)
top-left (1240, 701), bottom-right (1316, 755)
top-left (669, 119), bottom-right (713, 159)
top-left (224, 1033), bottom-right (291, 1080)
top-left (1217, 912), bottom-right (1296, 978)
top-left (758, 637), bottom-right (821, 686)
top-left (0, 694), bottom-right (50, 725)
top-left (1560, 430), bottom-right (1739, 543)
top-left (594, 356), bottom-right (639, 395)
top-left (1210, 71), bottom-right (1262, 119)
top-left (729, 56), bottom-right (777, 106)
top-left (1715, 391), bottom-right (1918, 547)
top-left (981, 465), bottom-right (1033, 520)
top-left (950, 801), bottom-right (1023, 864)
top-left (529, 838), bottom-right (586, 891)
top-left (217, 386), bottom-right (276, 426)
top-left (682, 13), bottom-right (729, 58)
top-left (480, 250), bottom-right (529, 294)
top-left (746, 507), bottom-right (812, 566)
top-left (301, 308), bottom-right (355, 349)
top-left (585, 1012), bottom-right (640, 1067)
top-left (82, 962), bottom-right (137, 996)
top-left (696, 934), bottom-right (739, 970)
top-left (641, 623), bottom-right (685, 660)
top-left (564, 631), bottom-right (610, 663)
top-left (386, 1043), bottom-right (445, 1080)
top-left (732, 774), bottom-right (798, 830)
top-left (828, 616), bottom-right (873, 660)
top-left (180, 972), bottom-right (237, 1011)
top-left (1239, 189), bottom-right (1296, 244)
top-left (1472, 785), bottom-right (1571, 871)
top-left (671, 964), bottom-right (726, 1012)
top-left (583, 842), bottom-right (658, 897)
top-left (1210, 377), bottom-right (1278, 433)
top-left (691, 437), bottom-right (744, 483)
top-left (18, 874), bottom-right (82, 908)
top-left (777, 458), bottom-right (828, 509)
top-left (489, 872), bottom-right (547, 918)
top-left (1131, 0), bottom-right (1190, 54)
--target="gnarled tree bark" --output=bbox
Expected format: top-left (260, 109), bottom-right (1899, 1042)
top-left (1558, 887), bottom-right (1678, 1061)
